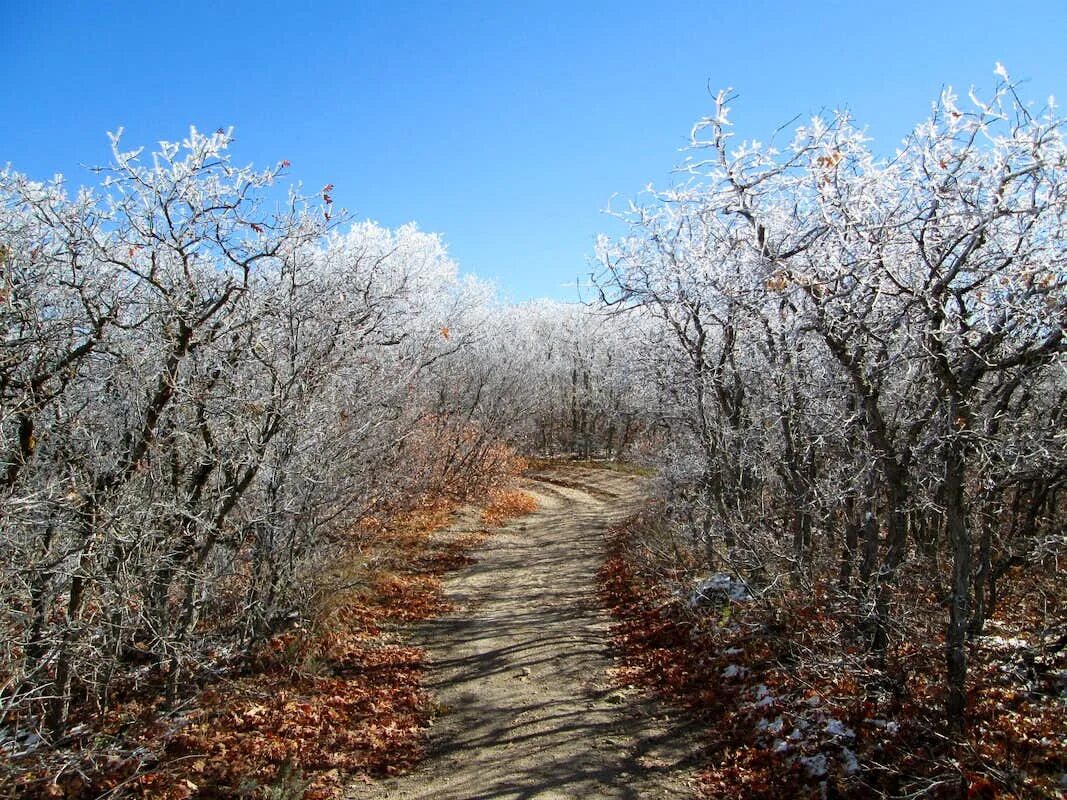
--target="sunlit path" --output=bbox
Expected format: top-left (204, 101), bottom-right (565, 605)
top-left (354, 464), bottom-right (702, 800)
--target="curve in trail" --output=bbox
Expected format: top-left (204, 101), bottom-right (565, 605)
top-left (352, 464), bottom-right (701, 800)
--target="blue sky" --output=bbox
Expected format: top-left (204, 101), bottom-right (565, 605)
top-left (3, 1), bottom-right (1065, 300)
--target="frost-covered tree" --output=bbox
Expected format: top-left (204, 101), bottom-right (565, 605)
top-left (0, 130), bottom-right (527, 740)
top-left (594, 69), bottom-right (1067, 731)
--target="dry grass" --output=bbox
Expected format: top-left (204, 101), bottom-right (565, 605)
top-left (479, 488), bottom-right (539, 527)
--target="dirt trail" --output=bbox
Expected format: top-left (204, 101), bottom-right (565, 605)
top-left (352, 464), bottom-right (701, 800)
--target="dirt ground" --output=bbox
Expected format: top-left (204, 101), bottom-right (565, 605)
top-left (350, 463), bottom-right (702, 799)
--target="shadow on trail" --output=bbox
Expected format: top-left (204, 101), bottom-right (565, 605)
top-left (352, 465), bottom-right (701, 800)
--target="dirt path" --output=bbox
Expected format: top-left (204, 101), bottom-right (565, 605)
top-left (352, 464), bottom-right (701, 800)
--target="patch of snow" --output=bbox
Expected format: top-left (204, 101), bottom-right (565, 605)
top-left (756, 716), bottom-right (785, 734)
top-left (752, 684), bottom-right (776, 708)
top-left (840, 746), bottom-right (861, 775)
top-left (867, 717), bottom-right (899, 734)
top-left (689, 573), bottom-right (752, 607)
top-left (800, 753), bottom-right (828, 778)
top-left (979, 634), bottom-right (1031, 649)
top-left (1, 727), bottom-right (44, 758)
top-left (773, 738), bottom-right (790, 753)
top-left (722, 663), bottom-right (749, 679)
top-left (824, 718), bottom-right (856, 740)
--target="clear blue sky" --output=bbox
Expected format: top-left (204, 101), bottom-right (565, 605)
top-left (3, 1), bottom-right (1065, 300)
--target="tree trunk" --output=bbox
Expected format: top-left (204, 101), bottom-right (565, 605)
top-left (943, 413), bottom-right (971, 734)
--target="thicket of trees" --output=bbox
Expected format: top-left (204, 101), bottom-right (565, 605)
top-left (593, 73), bottom-right (1065, 732)
top-left (505, 301), bottom-right (651, 458)
top-left (1, 69), bottom-right (1063, 793)
top-left (0, 130), bottom-right (641, 748)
